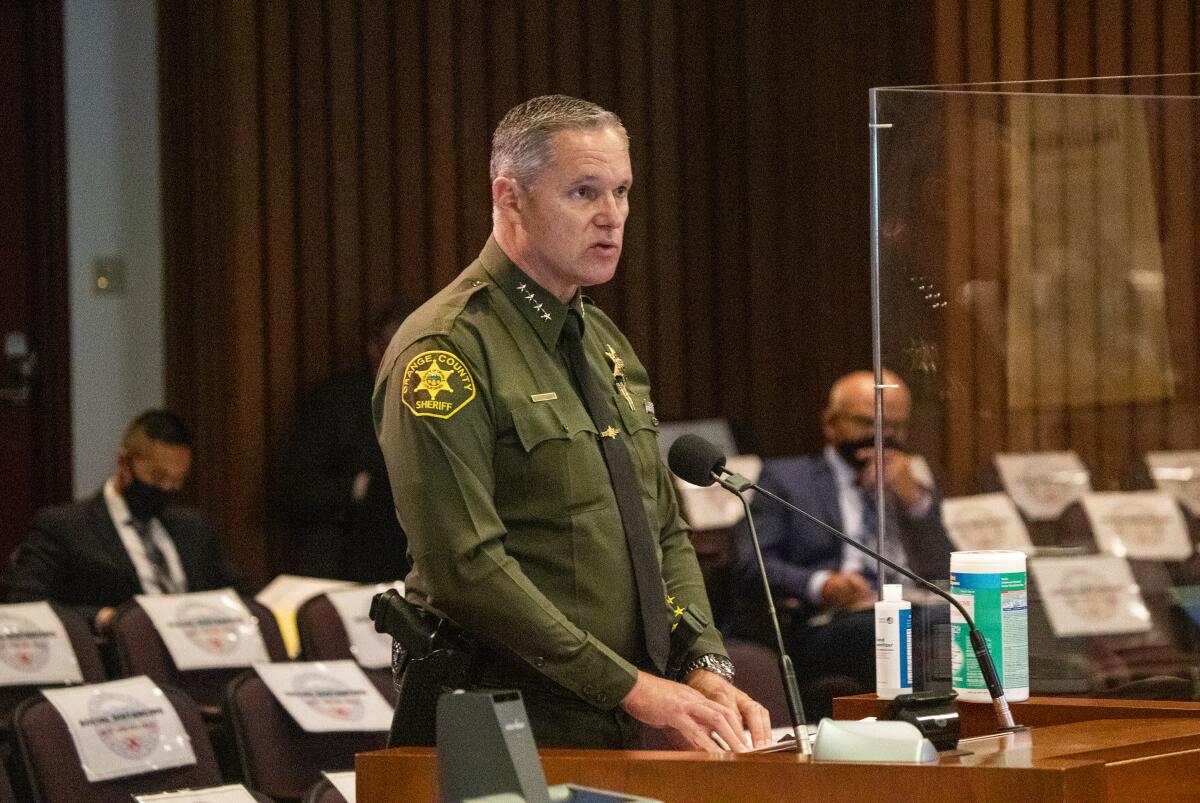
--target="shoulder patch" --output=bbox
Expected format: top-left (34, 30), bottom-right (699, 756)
top-left (401, 350), bottom-right (477, 419)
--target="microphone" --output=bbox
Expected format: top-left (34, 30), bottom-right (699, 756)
top-left (668, 435), bottom-right (811, 753)
top-left (668, 435), bottom-right (1020, 733)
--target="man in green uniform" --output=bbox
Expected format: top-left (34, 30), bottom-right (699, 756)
top-left (374, 95), bottom-right (770, 751)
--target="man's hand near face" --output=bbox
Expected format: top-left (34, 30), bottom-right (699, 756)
top-left (856, 447), bottom-right (927, 509)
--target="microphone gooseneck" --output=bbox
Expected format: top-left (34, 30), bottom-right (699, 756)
top-left (731, 486), bottom-right (811, 753)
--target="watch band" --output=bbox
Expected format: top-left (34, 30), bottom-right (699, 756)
top-left (683, 653), bottom-right (735, 683)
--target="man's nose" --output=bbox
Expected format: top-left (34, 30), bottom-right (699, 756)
top-left (594, 194), bottom-right (626, 228)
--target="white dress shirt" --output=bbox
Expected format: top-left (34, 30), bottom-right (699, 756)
top-left (103, 478), bottom-right (188, 594)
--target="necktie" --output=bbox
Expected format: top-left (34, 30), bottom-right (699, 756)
top-left (131, 519), bottom-right (181, 594)
top-left (560, 310), bottom-right (671, 673)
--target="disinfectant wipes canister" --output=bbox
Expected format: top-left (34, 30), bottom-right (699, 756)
top-left (950, 550), bottom-right (1029, 702)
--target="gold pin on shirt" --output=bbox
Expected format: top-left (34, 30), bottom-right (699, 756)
top-left (600, 426), bottom-right (619, 439)
top-left (604, 344), bottom-right (637, 411)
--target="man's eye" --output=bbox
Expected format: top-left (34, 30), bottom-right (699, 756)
top-left (572, 187), bottom-right (593, 199)
top-left (614, 187), bottom-right (628, 199)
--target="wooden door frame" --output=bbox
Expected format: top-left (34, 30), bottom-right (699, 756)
top-left (19, 0), bottom-right (72, 505)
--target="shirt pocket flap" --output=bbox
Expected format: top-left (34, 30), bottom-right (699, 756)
top-left (511, 400), bottom-right (596, 452)
top-left (616, 398), bottom-right (659, 436)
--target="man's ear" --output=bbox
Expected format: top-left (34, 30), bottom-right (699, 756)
top-left (492, 176), bottom-right (522, 220)
top-left (115, 449), bottom-right (132, 487)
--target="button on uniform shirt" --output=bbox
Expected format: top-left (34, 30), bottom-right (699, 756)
top-left (103, 478), bottom-right (188, 594)
top-left (372, 236), bottom-right (725, 709)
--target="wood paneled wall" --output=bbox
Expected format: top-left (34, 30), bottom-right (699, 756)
top-left (911, 0), bottom-right (1200, 495)
top-left (159, 0), bottom-right (958, 581)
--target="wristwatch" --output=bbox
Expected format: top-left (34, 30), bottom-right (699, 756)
top-left (683, 653), bottom-right (736, 683)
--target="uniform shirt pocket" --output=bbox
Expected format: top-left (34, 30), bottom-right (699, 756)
top-left (498, 400), bottom-right (610, 521)
top-left (615, 399), bottom-right (661, 500)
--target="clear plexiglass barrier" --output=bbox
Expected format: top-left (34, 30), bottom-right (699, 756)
top-left (871, 75), bottom-right (1200, 701)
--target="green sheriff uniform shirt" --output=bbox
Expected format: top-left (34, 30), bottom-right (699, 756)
top-left (373, 236), bottom-right (726, 709)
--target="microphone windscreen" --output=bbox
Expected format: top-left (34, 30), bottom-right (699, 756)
top-left (667, 434), bottom-right (727, 487)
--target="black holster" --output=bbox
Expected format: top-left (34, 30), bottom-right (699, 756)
top-left (370, 589), bottom-right (471, 747)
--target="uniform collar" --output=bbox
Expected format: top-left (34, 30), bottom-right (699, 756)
top-left (479, 235), bottom-right (586, 352)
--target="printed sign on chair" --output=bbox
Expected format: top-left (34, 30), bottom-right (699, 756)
top-left (0, 602), bottom-right (84, 686)
top-left (41, 675), bottom-right (196, 782)
top-left (137, 589), bottom-right (270, 670)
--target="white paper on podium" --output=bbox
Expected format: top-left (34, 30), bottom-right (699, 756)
top-left (255, 575), bottom-right (357, 658)
top-left (324, 770), bottom-right (357, 802)
top-left (941, 493), bottom-right (1035, 554)
top-left (42, 675), bottom-right (196, 782)
top-left (1146, 451), bottom-right (1200, 518)
top-left (254, 660), bottom-right (392, 733)
top-left (1029, 555), bottom-right (1152, 637)
top-left (674, 455), bottom-right (763, 531)
top-left (137, 589), bottom-right (270, 670)
top-left (1081, 491), bottom-right (1193, 561)
top-left (136, 784), bottom-right (259, 802)
top-left (325, 583), bottom-right (403, 669)
top-left (994, 451), bottom-right (1091, 521)
top-left (0, 602), bottom-right (84, 687)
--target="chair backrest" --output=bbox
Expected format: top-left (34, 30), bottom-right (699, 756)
top-left (296, 594), bottom-right (354, 661)
top-left (13, 686), bottom-right (221, 803)
top-left (296, 593), bottom-right (398, 704)
top-left (110, 597), bottom-right (289, 712)
top-left (226, 671), bottom-right (386, 802)
top-left (302, 776), bottom-right (349, 803)
top-left (724, 638), bottom-right (790, 725)
top-left (0, 604), bottom-right (107, 735)
top-left (0, 760), bottom-right (15, 803)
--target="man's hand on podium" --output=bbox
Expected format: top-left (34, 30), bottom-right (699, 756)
top-left (685, 668), bottom-right (772, 749)
top-left (620, 670), bottom-right (766, 752)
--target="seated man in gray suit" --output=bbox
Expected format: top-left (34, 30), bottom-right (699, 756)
top-left (9, 410), bottom-right (239, 631)
top-left (729, 370), bottom-right (951, 719)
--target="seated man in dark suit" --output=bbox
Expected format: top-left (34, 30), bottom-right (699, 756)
top-left (730, 370), bottom-right (951, 719)
top-left (9, 410), bottom-right (239, 631)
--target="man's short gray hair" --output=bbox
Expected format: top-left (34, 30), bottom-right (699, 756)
top-left (490, 95), bottom-right (628, 186)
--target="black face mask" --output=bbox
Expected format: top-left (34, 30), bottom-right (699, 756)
top-left (124, 478), bottom-right (173, 522)
top-left (835, 436), bottom-right (903, 469)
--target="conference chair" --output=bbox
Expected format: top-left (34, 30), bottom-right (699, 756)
top-left (12, 686), bottom-right (221, 803)
top-left (0, 605), bottom-right (107, 737)
top-left (724, 638), bottom-right (790, 725)
top-left (0, 760), bottom-right (15, 803)
top-left (224, 671), bottom-right (387, 802)
top-left (109, 596), bottom-right (290, 717)
top-left (295, 592), bottom-right (398, 704)
top-left (301, 776), bottom-right (349, 803)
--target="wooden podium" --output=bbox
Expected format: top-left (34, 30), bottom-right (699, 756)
top-left (832, 693), bottom-right (1200, 738)
top-left (358, 716), bottom-right (1200, 802)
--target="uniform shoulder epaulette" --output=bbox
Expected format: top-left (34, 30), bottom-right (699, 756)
top-left (393, 275), bottom-right (491, 352)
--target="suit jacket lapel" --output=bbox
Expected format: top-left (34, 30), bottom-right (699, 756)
top-left (812, 458), bottom-right (845, 534)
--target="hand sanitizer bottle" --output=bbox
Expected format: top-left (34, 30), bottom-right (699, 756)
top-left (875, 583), bottom-right (912, 699)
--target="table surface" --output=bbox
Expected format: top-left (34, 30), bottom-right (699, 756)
top-left (358, 716), bottom-right (1200, 802)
